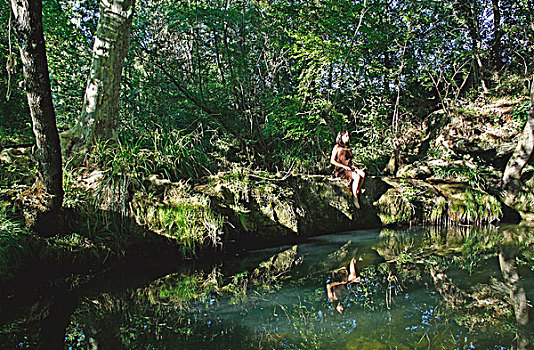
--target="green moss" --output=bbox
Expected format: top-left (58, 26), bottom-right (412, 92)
top-left (222, 271), bottom-right (249, 304)
top-left (446, 188), bottom-right (502, 225)
top-left (237, 210), bottom-right (255, 232)
top-left (377, 179), bottom-right (503, 226)
top-left (430, 197), bottom-right (448, 224)
top-left (132, 184), bottom-right (223, 256)
top-left (157, 276), bottom-right (199, 302)
top-left (377, 188), bottom-right (416, 225)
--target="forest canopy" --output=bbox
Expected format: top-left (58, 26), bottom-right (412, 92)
top-left (1, 0), bottom-right (533, 176)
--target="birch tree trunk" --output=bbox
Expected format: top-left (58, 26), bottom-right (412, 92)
top-left (502, 76), bottom-right (534, 203)
top-left (72, 0), bottom-right (135, 147)
top-left (10, 0), bottom-right (63, 214)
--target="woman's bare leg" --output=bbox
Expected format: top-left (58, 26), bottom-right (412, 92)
top-left (351, 172), bottom-right (362, 197)
top-left (356, 169), bottom-right (365, 195)
top-left (348, 258), bottom-right (358, 281)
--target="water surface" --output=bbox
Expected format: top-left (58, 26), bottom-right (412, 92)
top-left (1, 225), bottom-right (533, 349)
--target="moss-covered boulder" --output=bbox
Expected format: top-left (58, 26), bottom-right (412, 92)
top-left (192, 168), bottom-right (518, 245)
top-left (194, 169), bottom-right (391, 243)
top-left (433, 181), bottom-right (502, 224)
top-left (396, 162), bottom-right (432, 179)
top-left (130, 180), bottom-right (224, 253)
top-left (63, 170), bottom-right (225, 257)
top-left (375, 178), bottom-right (447, 225)
top-left (375, 177), bottom-right (508, 226)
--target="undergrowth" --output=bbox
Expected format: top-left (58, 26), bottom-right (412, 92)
top-left (61, 130), bottom-right (226, 258)
top-left (0, 216), bottom-right (32, 281)
top-left (87, 128), bottom-right (214, 183)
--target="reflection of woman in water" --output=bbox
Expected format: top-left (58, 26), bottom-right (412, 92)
top-left (331, 130), bottom-right (366, 199)
top-left (326, 258), bottom-right (361, 314)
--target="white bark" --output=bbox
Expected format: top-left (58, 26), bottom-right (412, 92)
top-left (502, 76), bottom-right (534, 203)
top-left (499, 249), bottom-right (531, 350)
top-left (74, 0), bottom-right (135, 146)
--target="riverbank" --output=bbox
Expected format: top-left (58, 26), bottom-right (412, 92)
top-left (1, 98), bottom-right (533, 296)
top-left (0, 165), bottom-right (529, 298)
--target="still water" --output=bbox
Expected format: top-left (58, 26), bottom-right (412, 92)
top-left (1, 225), bottom-right (533, 349)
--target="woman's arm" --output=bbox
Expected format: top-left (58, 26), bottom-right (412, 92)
top-left (326, 281), bottom-right (347, 302)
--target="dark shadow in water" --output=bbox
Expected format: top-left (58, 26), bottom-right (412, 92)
top-left (35, 288), bottom-right (78, 350)
top-left (1, 225), bottom-right (534, 349)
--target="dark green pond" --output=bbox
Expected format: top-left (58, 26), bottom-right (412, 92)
top-left (1, 225), bottom-right (533, 349)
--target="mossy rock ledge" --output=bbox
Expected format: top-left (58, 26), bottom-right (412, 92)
top-left (190, 170), bottom-right (519, 245)
top-left (64, 168), bottom-right (522, 256)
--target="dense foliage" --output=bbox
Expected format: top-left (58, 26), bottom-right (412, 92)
top-left (1, 3), bottom-right (533, 349)
top-left (1, 0), bottom-right (532, 174)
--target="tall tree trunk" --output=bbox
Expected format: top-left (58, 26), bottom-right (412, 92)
top-left (455, 0), bottom-right (487, 93)
top-left (502, 76), bottom-right (534, 203)
top-left (491, 0), bottom-right (503, 70)
top-left (73, 0), bottom-right (135, 148)
top-left (10, 0), bottom-right (64, 228)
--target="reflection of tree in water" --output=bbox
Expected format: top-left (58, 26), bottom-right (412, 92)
top-left (499, 247), bottom-right (532, 350)
top-left (2, 226), bottom-right (532, 349)
top-left (67, 227), bottom-right (531, 349)
top-left (65, 245), bottom-right (304, 349)
top-left (374, 225), bottom-right (534, 349)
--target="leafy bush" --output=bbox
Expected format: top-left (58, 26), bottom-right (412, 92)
top-left (511, 99), bottom-right (531, 128)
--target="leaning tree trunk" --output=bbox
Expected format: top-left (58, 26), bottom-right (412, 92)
top-left (10, 0), bottom-right (63, 233)
top-left (71, 0), bottom-right (135, 148)
top-left (502, 76), bottom-right (534, 204)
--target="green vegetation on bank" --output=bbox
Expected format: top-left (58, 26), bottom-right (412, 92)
top-left (1, 0), bottom-right (534, 293)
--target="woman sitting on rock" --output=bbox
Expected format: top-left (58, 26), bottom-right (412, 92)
top-left (330, 130), bottom-right (365, 198)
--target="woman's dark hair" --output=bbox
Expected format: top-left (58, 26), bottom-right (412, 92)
top-left (335, 130), bottom-right (349, 146)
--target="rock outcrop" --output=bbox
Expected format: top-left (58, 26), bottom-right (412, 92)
top-left (188, 169), bottom-right (520, 247)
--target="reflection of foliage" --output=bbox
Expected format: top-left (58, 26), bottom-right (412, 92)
top-left (220, 246), bottom-right (303, 303)
top-left (222, 271), bottom-right (249, 304)
top-left (284, 304), bottom-right (326, 350)
top-left (0, 319), bottom-right (39, 349)
top-left (143, 269), bottom-right (221, 307)
top-left (356, 263), bottom-right (395, 311)
top-left (5, 226), bottom-right (533, 349)
top-left (251, 245), bottom-right (301, 291)
top-left (373, 225), bottom-right (533, 348)
top-left (376, 229), bottom-right (418, 261)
